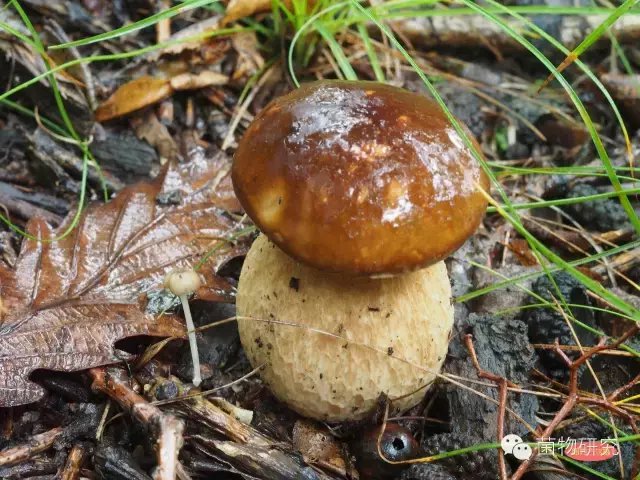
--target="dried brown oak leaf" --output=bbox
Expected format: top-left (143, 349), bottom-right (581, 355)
top-left (0, 153), bottom-right (245, 407)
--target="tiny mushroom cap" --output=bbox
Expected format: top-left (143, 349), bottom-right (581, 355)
top-left (164, 269), bottom-right (202, 297)
top-left (232, 80), bottom-right (490, 275)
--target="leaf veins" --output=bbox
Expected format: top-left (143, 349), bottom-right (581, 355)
top-left (0, 152), bottom-right (245, 407)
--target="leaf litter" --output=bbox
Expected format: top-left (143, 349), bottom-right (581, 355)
top-left (0, 153), bottom-right (246, 407)
top-left (1, 1), bottom-right (640, 479)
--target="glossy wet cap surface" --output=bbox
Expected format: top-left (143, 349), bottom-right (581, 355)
top-left (232, 80), bottom-right (490, 274)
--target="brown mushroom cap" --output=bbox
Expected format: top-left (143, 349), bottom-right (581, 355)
top-left (232, 80), bottom-right (490, 274)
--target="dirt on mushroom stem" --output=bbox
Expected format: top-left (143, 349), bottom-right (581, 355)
top-left (236, 234), bottom-right (454, 422)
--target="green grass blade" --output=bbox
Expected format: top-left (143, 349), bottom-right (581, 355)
top-left (568, 0), bottom-right (639, 60)
top-left (11, 0), bottom-right (93, 225)
top-left (479, 0), bottom-right (636, 188)
top-left (488, 186), bottom-right (640, 212)
top-left (375, 3), bottom-right (632, 18)
top-left (288, 0), bottom-right (352, 87)
top-left (0, 99), bottom-right (68, 136)
top-left (457, 239), bottom-right (640, 303)
top-left (0, 19), bottom-right (35, 45)
top-left (0, 27), bottom-right (242, 104)
top-left (461, 0), bottom-right (640, 236)
top-left (49, 0), bottom-right (218, 49)
top-left (315, 23), bottom-right (357, 80)
top-left (559, 455), bottom-right (617, 480)
top-left (357, 22), bottom-right (385, 82)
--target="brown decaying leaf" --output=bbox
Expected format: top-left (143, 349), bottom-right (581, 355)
top-left (0, 153), bottom-right (244, 407)
top-left (132, 111), bottom-right (179, 162)
top-left (95, 76), bottom-right (173, 122)
top-left (96, 71), bottom-right (230, 122)
top-left (231, 31), bottom-right (265, 81)
top-left (505, 238), bottom-right (538, 267)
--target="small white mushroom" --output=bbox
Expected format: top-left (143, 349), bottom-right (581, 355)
top-left (165, 269), bottom-right (203, 387)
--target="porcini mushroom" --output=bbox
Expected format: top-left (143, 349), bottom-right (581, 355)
top-left (232, 80), bottom-right (489, 421)
top-left (165, 269), bottom-right (203, 387)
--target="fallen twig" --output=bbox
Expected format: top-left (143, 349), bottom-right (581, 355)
top-left (0, 426), bottom-right (63, 467)
top-left (89, 367), bottom-right (184, 480)
top-left (58, 444), bottom-right (85, 480)
top-left (151, 376), bottom-right (347, 479)
top-left (510, 325), bottom-right (640, 480)
top-left (465, 334), bottom-right (519, 480)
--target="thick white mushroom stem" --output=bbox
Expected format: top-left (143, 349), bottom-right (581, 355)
top-left (236, 234), bottom-right (454, 422)
top-left (165, 269), bottom-right (203, 387)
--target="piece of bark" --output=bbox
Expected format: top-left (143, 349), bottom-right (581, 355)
top-left (180, 451), bottom-right (256, 479)
top-left (0, 181), bottom-right (68, 216)
top-left (0, 129), bottom-right (28, 159)
top-left (91, 132), bottom-right (157, 177)
top-left (32, 371), bottom-right (91, 403)
top-left (444, 313), bottom-right (539, 440)
top-left (94, 443), bottom-right (152, 480)
top-left (193, 436), bottom-right (341, 480)
top-left (27, 129), bottom-right (124, 193)
top-left (0, 456), bottom-right (61, 479)
top-left (0, 182), bottom-right (64, 225)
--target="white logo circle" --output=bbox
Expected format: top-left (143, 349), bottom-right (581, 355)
top-left (512, 443), bottom-right (533, 460)
top-left (501, 434), bottom-right (523, 454)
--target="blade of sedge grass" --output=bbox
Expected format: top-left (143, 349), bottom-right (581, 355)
top-left (537, 0), bottom-right (640, 92)
top-left (357, 23), bottom-right (385, 81)
top-left (458, 0), bottom-right (640, 235)
top-left (288, 1), bottom-right (352, 87)
top-left (315, 23), bottom-right (358, 80)
top-left (0, 99), bottom-right (68, 136)
top-left (488, 187), bottom-right (640, 212)
top-left (457, 239), bottom-right (640, 303)
top-left (50, 0), bottom-right (218, 49)
top-left (479, 0), bottom-right (636, 190)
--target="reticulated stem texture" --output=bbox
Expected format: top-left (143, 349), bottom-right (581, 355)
top-left (236, 234), bottom-right (454, 421)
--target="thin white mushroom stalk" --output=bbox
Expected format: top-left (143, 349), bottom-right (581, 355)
top-left (165, 269), bottom-right (203, 387)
